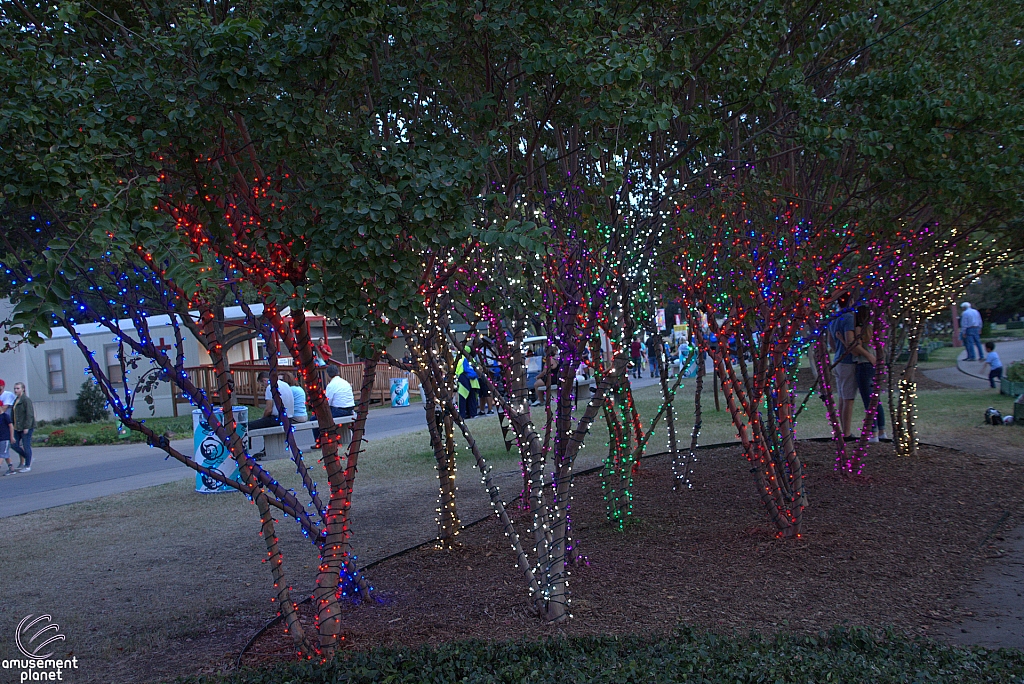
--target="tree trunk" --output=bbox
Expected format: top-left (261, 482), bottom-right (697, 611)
top-left (291, 311), bottom-right (373, 656)
top-left (814, 337), bottom-right (849, 472)
top-left (676, 348), bottom-right (703, 490)
top-left (895, 326), bottom-right (922, 457)
top-left (201, 307), bottom-right (312, 655)
top-left (405, 332), bottom-right (460, 547)
top-left (659, 340), bottom-right (680, 469)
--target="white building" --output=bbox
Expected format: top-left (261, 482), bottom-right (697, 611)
top-left (0, 301), bottom-right (264, 421)
top-left (0, 298), bottom-right (419, 422)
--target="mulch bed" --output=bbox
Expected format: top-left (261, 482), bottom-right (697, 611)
top-left (241, 441), bottom-right (1024, 665)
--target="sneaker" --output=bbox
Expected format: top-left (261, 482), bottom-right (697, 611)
top-left (868, 433), bottom-right (879, 443)
top-left (3, 468), bottom-right (15, 476)
top-left (18, 466), bottom-right (30, 472)
top-left (530, 400), bottom-right (541, 406)
top-left (878, 431), bottom-right (889, 440)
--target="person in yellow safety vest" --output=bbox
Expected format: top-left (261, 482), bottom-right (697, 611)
top-left (456, 346), bottom-right (480, 419)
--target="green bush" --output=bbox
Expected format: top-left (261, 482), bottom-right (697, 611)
top-left (75, 380), bottom-right (109, 423)
top-left (44, 423), bottom-right (124, 446)
top-left (1007, 362), bottom-right (1024, 383)
top-left (184, 628), bottom-right (1024, 684)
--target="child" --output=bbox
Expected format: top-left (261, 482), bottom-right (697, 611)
top-left (983, 341), bottom-right (1003, 389)
top-left (0, 409), bottom-right (13, 475)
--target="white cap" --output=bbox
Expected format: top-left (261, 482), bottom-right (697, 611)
top-left (961, 302), bottom-right (970, 309)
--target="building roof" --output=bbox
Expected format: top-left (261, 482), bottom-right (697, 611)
top-left (48, 303), bottom-right (266, 339)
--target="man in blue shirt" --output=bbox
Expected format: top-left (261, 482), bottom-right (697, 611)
top-left (829, 293), bottom-right (858, 438)
top-left (960, 302), bottom-right (984, 361)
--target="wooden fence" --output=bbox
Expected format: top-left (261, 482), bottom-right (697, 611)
top-left (173, 363), bottom-right (419, 415)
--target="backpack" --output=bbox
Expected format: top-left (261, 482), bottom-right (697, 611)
top-left (984, 407), bottom-right (1003, 425)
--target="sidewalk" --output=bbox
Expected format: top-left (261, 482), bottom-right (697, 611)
top-left (0, 374), bottom-right (667, 518)
top-left (0, 402), bottom-right (430, 518)
top-left (921, 339), bottom-right (1024, 649)
top-left (922, 339), bottom-right (1024, 390)
top-left (955, 339), bottom-right (1024, 388)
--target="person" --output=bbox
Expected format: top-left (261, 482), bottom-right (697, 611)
top-left (314, 337), bottom-right (333, 367)
top-left (284, 372), bottom-right (308, 423)
top-left (478, 349), bottom-right (499, 415)
top-left (646, 333), bottom-right (661, 378)
top-left (532, 346), bottom-right (559, 406)
top-left (828, 293), bottom-right (858, 439)
top-left (312, 365), bottom-right (355, 447)
top-left (852, 306), bottom-right (887, 442)
top-left (249, 371), bottom-right (296, 430)
top-left (0, 408), bottom-right (14, 475)
top-left (0, 379), bottom-right (14, 413)
top-left (478, 375), bottom-right (494, 415)
top-left (10, 382), bottom-right (34, 472)
top-left (983, 341), bottom-right (1003, 389)
top-left (630, 338), bottom-right (643, 379)
top-left (455, 346), bottom-right (480, 418)
top-left (960, 302), bottom-right (984, 361)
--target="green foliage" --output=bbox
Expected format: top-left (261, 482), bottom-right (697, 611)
top-left (75, 380), bottom-right (109, 423)
top-left (0, 0), bottom-right (484, 351)
top-left (37, 414), bottom-right (195, 446)
top-left (1006, 362), bottom-right (1024, 383)
top-left (184, 628), bottom-right (1024, 684)
top-left (967, 267), bottom-right (1024, 318)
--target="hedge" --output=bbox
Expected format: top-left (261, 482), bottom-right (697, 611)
top-left (182, 628), bottom-right (1024, 684)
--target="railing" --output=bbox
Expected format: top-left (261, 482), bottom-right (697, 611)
top-left (173, 362), bottom-right (419, 415)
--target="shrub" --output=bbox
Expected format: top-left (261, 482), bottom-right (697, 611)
top-left (43, 429), bottom-right (81, 447)
top-left (75, 380), bottom-right (109, 423)
top-left (1007, 361), bottom-right (1024, 383)
top-left (182, 628), bottom-right (1024, 684)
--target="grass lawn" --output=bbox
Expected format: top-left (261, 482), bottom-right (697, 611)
top-left (918, 344), bottom-right (961, 370)
top-left (985, 323), bottom-right (1024, 340)
top-left (2, 379), bottom-right (1022, 683)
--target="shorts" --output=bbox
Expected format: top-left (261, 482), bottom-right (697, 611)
top-left (834, 362), bottom-right (858, 400)
top-left (0, 440), bottom-right (8, 459)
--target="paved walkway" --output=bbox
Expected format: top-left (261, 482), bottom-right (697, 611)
top-left (0, 403), bottom-right (429, 518)
top-left (923, 339), bottom-right (1024, 390)
top-left (939, 526), bottom-right (1024, 649)
top-left (0, 375), bottom-right (666, 519)
top-left (918, 339), bottom-right (1024, 649)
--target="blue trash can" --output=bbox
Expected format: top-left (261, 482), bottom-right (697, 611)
top-left (192, 407), bottom-right (248, 493)
top-left (391, 378), bottom-right (410, 407)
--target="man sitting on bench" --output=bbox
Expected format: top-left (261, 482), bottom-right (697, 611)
top-left (250, 371), bottom-right (295, 430)
top-left (313, 365), bottom-right (355, 449)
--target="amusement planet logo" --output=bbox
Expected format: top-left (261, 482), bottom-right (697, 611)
top-left (2, 615), bottom-right (79, 682)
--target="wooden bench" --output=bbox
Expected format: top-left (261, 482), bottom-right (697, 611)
top-left (526, 377), bottom-right (596, 410)
top-left (249, 415), bottom-right (354, 461)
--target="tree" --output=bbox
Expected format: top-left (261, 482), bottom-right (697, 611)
top-left (965, 267), bottom-right (1024, 320)
top-left (0, 0), bottom-right (481, 656)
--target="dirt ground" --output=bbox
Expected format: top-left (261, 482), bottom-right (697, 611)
top-left (242, 441), bottom-right (1024, 667)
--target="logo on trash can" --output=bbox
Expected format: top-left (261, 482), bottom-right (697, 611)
top-left (391, 378), bottom-right (410, 407)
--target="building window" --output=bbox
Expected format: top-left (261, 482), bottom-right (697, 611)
top-left (46, 350), bottom-right (66, 393)
top-left (104, 345), bottom-right (123, 384)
